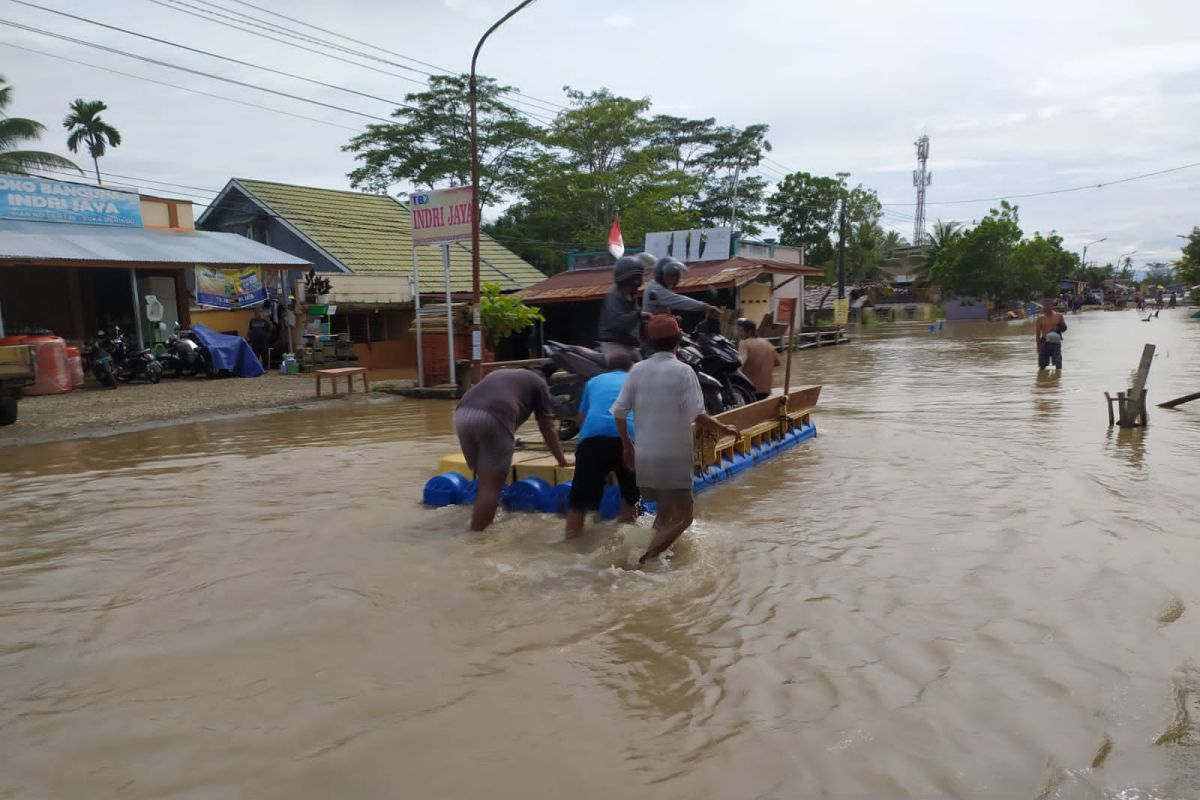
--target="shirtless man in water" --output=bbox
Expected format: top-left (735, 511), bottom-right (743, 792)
top-left (1035, 301), bottom-right (1066, 371)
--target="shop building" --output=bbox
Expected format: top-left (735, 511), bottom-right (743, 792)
top-left (197, 179), bottom-right (546, 369)
top-left (0, 174), bottom-right (309, 346)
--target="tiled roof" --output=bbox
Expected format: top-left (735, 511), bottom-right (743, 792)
top-left (521, 256), bottom-right (823, 303)
top-left (223, 179), bottom-right (545, 293)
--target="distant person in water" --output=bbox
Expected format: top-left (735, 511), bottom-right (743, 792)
top-left (1035, 301), bottom-right (1066, 371)
top-left (455, 369), bottom-right (568, 531)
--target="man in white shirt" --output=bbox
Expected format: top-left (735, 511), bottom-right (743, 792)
top-left (611, 314), bottom-right (739, 565)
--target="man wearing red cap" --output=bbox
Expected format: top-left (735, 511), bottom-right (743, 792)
top-left (611, 314), bottom-right (740, 565)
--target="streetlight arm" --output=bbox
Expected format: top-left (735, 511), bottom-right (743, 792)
top-left (471, 0), bottom-right (537, 80)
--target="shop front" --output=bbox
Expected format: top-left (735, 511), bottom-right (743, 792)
top-left (0, 175), bottom-right (309, 346)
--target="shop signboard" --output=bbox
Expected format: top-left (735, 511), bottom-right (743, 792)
top-left (410, 186), bottom-right (473, 246)
top-left (833, 297), bottom-right (850, 326)
top-left (643, 227), bottom-right (731, 263)
top-left (0, 174), bottom-right (143, 227)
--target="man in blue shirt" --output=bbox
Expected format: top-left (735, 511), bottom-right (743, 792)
top-left (564, 352), bottom-right (638, 538)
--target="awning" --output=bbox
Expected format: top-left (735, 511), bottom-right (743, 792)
top-left (521, 256), bottom-right (823, 304)
top-left (325, 273), bottom-right (413, 307)
top-left (0, 219), bottom-right (311, 268)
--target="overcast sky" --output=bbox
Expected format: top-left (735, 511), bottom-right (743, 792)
top-left (3, 0), bottom-right (1198, 267)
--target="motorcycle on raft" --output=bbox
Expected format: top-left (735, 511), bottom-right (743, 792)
top-left (541, 304), bottom-right (758, 440)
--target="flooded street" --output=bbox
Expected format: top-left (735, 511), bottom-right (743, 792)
top-left (3, 310), bottom-right (1200, 799)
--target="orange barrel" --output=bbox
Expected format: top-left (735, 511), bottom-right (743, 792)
top-left (24, 336), bottom-right (72, 396)
top-left (66, 345), bottom-right (85, 389)
top-left (0, 335), bottom-right (28, 345)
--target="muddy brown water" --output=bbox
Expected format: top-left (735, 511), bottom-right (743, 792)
top-left (3, 310), bottom-right (1200, 799)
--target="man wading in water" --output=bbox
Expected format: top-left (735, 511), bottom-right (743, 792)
top-left (612, 315), bottom-right (739, 565)
top-left (1035, 301), bottom-right (1067, 371)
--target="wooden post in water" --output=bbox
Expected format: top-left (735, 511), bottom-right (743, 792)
top-left (778, 297), bottom-right (797, 397)
top-left (1116, 343), bottom-right (1155, 428)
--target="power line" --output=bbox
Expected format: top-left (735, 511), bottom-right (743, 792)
top-left (0, 20), bottom-right (399, 124)
top-left (0, 40), bottom-right (362, 132)
top-left (882, 160), bottom-right (1200, 206)
top-left (220, 0), bottom-right (570, 113)
top-left (143, 0), bottom-right (558, 125)
top-left (7, 0), bottom-right (416, 111)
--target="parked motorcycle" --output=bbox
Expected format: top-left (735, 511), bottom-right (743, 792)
top-left (158, 322), bottom-right (212, 377)
top-left (106, 326), bottom-right (162, 384)
top-left (84, 333), bottom-right (119, 389)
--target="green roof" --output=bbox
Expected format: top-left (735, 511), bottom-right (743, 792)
top-left (229, 178), bottom-right (545, 293)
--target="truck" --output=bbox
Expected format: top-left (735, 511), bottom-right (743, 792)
top-left (0, 344), bottom-right (36, 426)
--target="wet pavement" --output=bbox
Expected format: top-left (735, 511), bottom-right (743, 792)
top-left (2, 309), bottom-right (1199, 798)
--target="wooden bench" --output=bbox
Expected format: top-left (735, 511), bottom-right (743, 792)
top-left (316, 367), bottom-right (369, 397)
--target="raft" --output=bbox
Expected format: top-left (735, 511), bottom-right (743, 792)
top-left (423, 385), bottom-right (821, 516)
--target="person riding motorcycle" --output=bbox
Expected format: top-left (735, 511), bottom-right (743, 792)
top-left (597, 254), bottom-right (653, 364)
top-left (642, 257), bottom-right (718, 318)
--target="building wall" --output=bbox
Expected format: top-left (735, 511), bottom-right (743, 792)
top-left (945, 297), bottom-right (990, 321)
top-left (192, 308), bottom-right (256, 336)
top-left (738, 280), bottom-right (773, 326)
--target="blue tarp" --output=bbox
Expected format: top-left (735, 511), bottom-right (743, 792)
top-left (190, 323), bottom-right (265, 378)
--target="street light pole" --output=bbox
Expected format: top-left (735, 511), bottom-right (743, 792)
top-left (469, 0), bottom-right (536, 385)
top-left (1080, 236), bottom-right (1106, 271)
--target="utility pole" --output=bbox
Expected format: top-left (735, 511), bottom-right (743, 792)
top-left (836, 198), bottom-right (847, 299)
top-left (912, 134), bottom-right (931, 246)
top-left (728, 160), bottom-right (742, 234)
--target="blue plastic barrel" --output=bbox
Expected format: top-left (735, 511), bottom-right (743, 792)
top-left (598, 484), bottom-right (623, 519)
top-left (502, 476), bottom-right (555, 512)
top-left (553, 481), bottom-right (573, 514)
top-left (423, 472), bottom-right (471, 507)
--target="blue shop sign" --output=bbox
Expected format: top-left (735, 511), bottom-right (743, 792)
top-left (0, 174), bottom-right (143, 227)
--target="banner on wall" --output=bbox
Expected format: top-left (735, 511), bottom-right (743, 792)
top-left (234, 268), bottom-right (267, 307)
top-left (196, 266), bottom-right (232, 309)
top-left (195, 266), bottom-right (268, 309)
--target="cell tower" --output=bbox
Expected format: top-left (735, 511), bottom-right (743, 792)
top-left (912, 134), bottom-right (931, 246)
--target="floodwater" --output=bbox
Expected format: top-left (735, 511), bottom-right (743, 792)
top-left (3, 310), bottom-right (1200, 799)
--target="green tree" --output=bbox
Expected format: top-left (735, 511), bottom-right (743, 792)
top-left (765, 171), bottom-right (842, 264)
top-left (63, 99), bottom-right (122, 185)
top-left (486, 87), bottom-right (694, 273)
top-left (0, 76), bottom-right (80, 176)
top-left (914, 219), bottom-right (964, 286)
top-left (1176, 226), bottom-right (1200, 288)
top-left (929, 202), bottom-right (1028, 308)
top-left (694, 124), bottom-right (772, 236)
top-left (1009, 232), bottom-right (1077, 298)
top-left (343, 75), bottom-right (541, 206)
top-left (839, 222), bottom-right (906, 284)
top-left (1142, 262), bottom-right (1175, 289)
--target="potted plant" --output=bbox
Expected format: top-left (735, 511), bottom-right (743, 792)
top-left (480, 282), bottom-right (543, 354)
top-left (303, 269), bottom-right (333, 304)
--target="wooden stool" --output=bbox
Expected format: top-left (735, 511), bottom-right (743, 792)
top-left (316, 367), bottom-right (369, 397)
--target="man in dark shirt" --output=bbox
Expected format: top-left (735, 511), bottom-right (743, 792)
top-left (247, 310), bottom-right (273, 367)
top-left (455, 369), bottom-right (568, 531)
top-left (597, 255), bottom-right (651, 364)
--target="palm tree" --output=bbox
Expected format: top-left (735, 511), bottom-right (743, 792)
top-left (914, 219), bottom-right (964, 286)
top-left (0, 75), bottom-right (82, 176)
top-left (63, 99), bottom-right (122, 184)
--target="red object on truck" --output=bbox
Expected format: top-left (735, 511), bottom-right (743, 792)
top-left (66, 345), bottom-right (84, 389)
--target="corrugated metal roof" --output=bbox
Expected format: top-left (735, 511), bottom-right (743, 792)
top-left (521, 256), bottom-right (824, 303)
top-left (216, 179), bottom-right (545, 293)
top-left (0, 219), bottom-right (311, 266)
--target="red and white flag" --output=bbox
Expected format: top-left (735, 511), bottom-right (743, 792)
top-left (607, 219), bottom-right (624, 258)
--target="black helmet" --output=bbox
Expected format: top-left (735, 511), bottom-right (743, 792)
top-left (634, 252), bottom-right (657, 269)
top-left (654, 257), bottom-right (688, 284)
top-left (613, 256), bottom-right (644, 288)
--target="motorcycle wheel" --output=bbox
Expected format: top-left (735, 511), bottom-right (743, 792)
top-left (729, 383), bottom-right (755, 408)
top-left (98, 365), bottom-right (118, 389)
top-left (702, 384), bottom-right (724, 415)
top-left (147, 364), bottom-right (162, 384)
